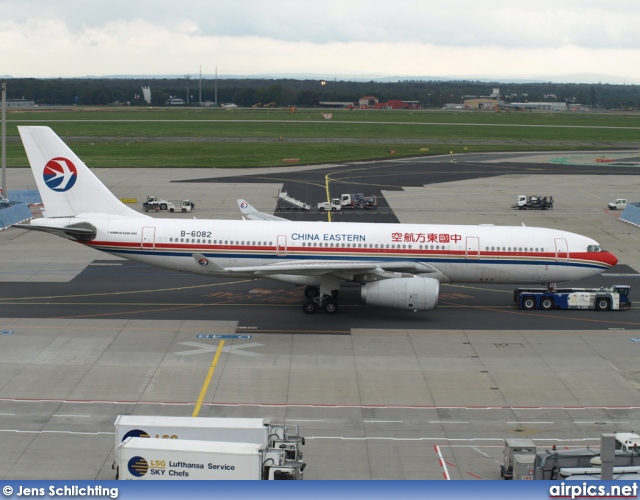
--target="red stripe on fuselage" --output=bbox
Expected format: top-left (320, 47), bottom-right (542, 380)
top-left (80, 240), bottom-right (617, 268)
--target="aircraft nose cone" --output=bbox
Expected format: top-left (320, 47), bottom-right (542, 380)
top-left (604, 251), bottom-right (618, 268)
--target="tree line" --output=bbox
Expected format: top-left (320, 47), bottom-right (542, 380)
top-left (5, 77), bottom-right (640, 110)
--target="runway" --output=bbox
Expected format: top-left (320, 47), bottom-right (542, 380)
top-left (1, 150), bottom-right (640, 479)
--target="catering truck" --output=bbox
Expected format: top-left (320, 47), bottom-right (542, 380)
top-left (114, 416), bottom-right (304, 462)
top-left (116, 438), bottom-right (304, 480)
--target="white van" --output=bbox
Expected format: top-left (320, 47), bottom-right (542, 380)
top-left (608, 199), bottom-right (627, 210)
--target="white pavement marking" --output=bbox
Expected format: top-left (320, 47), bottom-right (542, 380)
top-left (175, 342), bottom-right (263, 356)
top-left (435, 445), bottom-right (450, 480)
top-left (471, 447), bottom-right (503, 465)
top-left (429, 421), bottom-right (470, 424)
top-left (507, 421), bottom-right (554, 424)
top-left (364, 420), bottom-right (404, 423)
top-left (0, 429), bottom-right (114, 435)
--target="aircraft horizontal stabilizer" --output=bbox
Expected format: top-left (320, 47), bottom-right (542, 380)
top-left (13, 222), bottom-right (96, 240)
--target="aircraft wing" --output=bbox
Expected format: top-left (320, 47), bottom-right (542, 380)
top-left (237, 199), bottom-right (290, 221)
top-left (193, 254), bottom-right (438, 277)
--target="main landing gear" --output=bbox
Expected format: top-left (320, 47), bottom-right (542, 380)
top-left (302, 286), bottom-right (339, 314)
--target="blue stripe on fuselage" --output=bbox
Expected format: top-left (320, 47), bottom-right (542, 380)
top-left (90, 245), bottom-right (612, 270)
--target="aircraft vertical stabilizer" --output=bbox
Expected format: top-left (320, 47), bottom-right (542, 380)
top-left (18, 126), bottom-right (146, 219)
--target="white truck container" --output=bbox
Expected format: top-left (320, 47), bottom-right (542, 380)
top-left (114, 416), bottom-right (304, 462)
top-left (117, 437), bottom-right (304, 480)
top-left (501, 438), bottom-right (536, 479)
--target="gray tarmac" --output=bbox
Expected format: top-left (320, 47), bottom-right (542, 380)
top-left (1, 151), bottom-right (640, 480)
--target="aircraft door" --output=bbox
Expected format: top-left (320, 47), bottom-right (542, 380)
top-left (554, 238), bottom-right (568, 261)
top-left (141, 226), bottom-right (156, 249)
top-left (465, 236), bottom-right (480, 259)
top-left (276, 235), bottom-right (287, 256)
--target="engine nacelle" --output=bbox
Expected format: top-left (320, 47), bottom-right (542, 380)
top-left (361, 277), bottom-right (440, 311)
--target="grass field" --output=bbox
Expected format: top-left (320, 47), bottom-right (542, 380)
top-left (5, 107), bottom-right (640, 167)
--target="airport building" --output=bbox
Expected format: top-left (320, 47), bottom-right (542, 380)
top-left (6, 98), bottom-right (35, 107)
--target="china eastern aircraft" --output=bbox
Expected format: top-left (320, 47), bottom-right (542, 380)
top-left (14, 126), bottom-right (618, 315)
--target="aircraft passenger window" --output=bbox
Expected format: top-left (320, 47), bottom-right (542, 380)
top-left (491, 247), bottom-right (494, 251)
top-left (518, 247), bottom-right (522, 252)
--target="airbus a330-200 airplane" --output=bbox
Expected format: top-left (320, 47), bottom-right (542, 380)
top-left (14, 126), bottom-right (618, 315)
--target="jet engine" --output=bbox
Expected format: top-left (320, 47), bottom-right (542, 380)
top-left (361, 277), bottom-right (440, 311)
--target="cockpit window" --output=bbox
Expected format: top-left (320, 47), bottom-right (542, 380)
top-left (587, 244), bottom-right (604, 252)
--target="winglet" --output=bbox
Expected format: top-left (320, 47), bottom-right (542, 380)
top-left (237, 199), bottom-right (289, 221)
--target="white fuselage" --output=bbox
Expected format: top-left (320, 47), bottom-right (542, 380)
top-left (35, 216), bottom-right (616, 286)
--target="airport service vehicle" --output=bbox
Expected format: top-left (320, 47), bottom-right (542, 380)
top-left (500, 438), bottom-right (536, 480)
top-left (361, 195), bottom-right (378, 209)
top-left (142, 196), bottom-right (169, 211)
top-left (116, 438), bottom-right (304, 480)
top-left (276, 190), bottom-right (310, 211)
top-left (340, 193), bottom-right (362, 209)
top-left (113, 416), bottom-right (304, 462)
top-left (14, 126), bottom-right (618, 316)
top-left (608, 199), bottom-right (628, 210)
top-left (513, 195), bottom-right (554, 210)
top-left (317, 199), bottom-right (341, 211)
top-left (514, 285), bottom-right (631, 311)
top-left (340, 193), bottom-right (369, 209)
top-left (613, 432), bottom-right (640, 453)
top-left (168, 200), bottom-right (195, 213)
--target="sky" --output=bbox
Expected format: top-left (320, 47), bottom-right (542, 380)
top-left (2, 0), bottom-right (640, 83)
